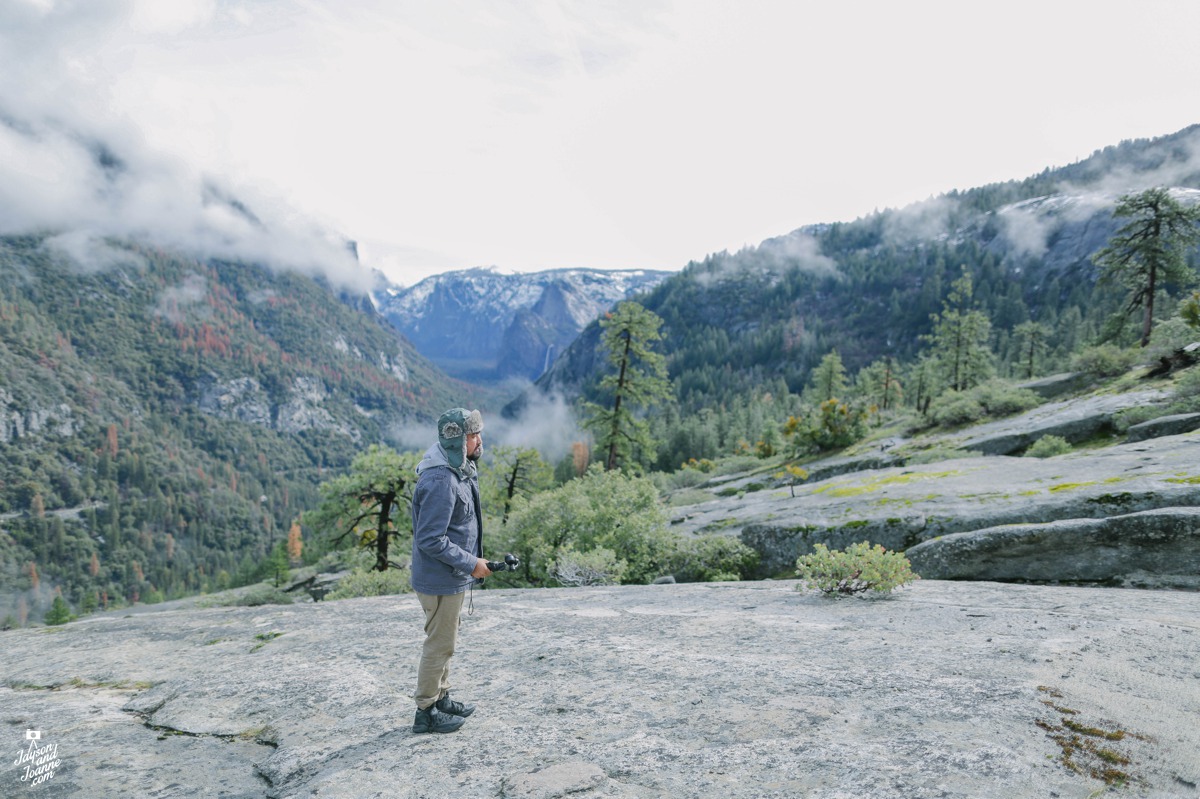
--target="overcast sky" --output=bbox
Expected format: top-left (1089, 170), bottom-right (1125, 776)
top-left (3, 0), bottom-right (1199, 286)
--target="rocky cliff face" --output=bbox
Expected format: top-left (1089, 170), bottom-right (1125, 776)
top-left (375, 267), bottom-right (669, 383)
top-left (3, 580), bottom-right (1197, 798)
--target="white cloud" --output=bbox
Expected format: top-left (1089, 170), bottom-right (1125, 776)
top-left (0, 0), bottom-right (370, 290)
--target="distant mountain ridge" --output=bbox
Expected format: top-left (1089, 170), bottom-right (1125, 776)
top-left (374, 267), bottom-right (670, 383)
top-left (509, 125), bottom-right (1200, 416)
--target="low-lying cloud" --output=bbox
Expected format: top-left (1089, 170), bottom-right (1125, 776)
top-left (0, 0), bottom-right (369, 290)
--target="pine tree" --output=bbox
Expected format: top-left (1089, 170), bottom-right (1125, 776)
top-left (483, 447), bottom-right (552, 525)
top-left (583, 302), bottom-right (671, 472)
top-left (1093, 187), bottom-right (1200, 347)
top-left (1012, 321), bottom-right (1051, 379)
top-left (304, 445), bottom-right (419, 571)
top-left (804, 350), bottom-right (848, 404)
top-left (924, 267), bottom-right (994, 392)
top-left (44, 594), bottom-right (71, 626)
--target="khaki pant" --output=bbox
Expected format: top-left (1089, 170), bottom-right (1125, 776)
top-left (415, 591), bottom-right (465, 710)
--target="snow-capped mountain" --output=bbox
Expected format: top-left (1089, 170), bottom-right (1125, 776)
top-left (374, 267), bottom-right (670, 383)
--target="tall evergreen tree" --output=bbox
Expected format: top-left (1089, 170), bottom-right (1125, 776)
top-left (583, 302), bottom-right (671, 472)
top-left (1093, 187), bottom-right (1200, 347)
top-left (1012, 321), bottom-right (1051, 379)
top-left (804, 350), bottom-right (849, 403)
top-left (924, 268), bottom-right (994, 392)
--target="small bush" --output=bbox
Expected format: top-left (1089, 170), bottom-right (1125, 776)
top-left (929, 380), bottom-right (1040, 427)
top-left (326, 568), bottom-right (411, 600)
top-left (795, 542), bottom-right (918, 596)
top-left (549, 546), bottom-right (626, 587)
top-left (928, 391), bottom-right (984, 427)
top-left (1025, 435), bottom-right (1072, 458)
top-left (668, 535), bottom-right (759, 583)
top-left (972, 379), bottom-right (1040, 417)
top-left (1173, 366), bottom-right (1200, 411)
top-left (1072, 344), bottom-right (1138, 379)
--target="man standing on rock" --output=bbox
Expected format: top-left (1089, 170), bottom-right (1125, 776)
top-left (409, 408), bottom-right (492, 734)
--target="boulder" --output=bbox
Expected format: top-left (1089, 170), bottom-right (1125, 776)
top-left (906, 507), bottom-right (1200, 589)
top-left (955, 388), bottom-right (1167, 455)
top-left (1017, 371), bottom-right (1093, 399)
top-left (1126, 412), bottom-right (1200, 442)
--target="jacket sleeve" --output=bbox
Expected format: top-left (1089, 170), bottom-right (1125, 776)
top-left (412, 470), bottom-right (478, 576)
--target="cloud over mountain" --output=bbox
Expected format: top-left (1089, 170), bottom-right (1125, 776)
top-left (0, 0), bottom-right (367, 288)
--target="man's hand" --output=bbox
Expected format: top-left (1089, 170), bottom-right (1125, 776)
top-left (471, 558), bottom-right (493, 579)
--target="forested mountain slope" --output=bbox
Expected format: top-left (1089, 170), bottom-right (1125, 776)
top-left (519, 125), bottom-right (1200, 414)
top-left (0, 235), bottom-right (473, 624)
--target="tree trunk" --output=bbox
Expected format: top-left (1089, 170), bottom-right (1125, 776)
top-left (375, 490), bottom-right (396, 571)
top-left (606, 331), bottom-right (632, 471)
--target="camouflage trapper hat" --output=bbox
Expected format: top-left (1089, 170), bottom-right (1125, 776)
top-left (437, 408), bottom-right (483, 470)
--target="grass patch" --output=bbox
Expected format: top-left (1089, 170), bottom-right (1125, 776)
top-left (814, 470), bottom-right (960, 498)
top-left (1035, 686), bottom-right (1150, 789)
top-left (250, 631), bottom-right (284, 652)
top-left (1048, 481), bottom-right (1098, 493)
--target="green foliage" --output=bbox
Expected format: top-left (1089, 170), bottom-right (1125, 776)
top-left (1144, 317), bottom-right (1198, 362)
top-left (1093, 187), bottom-right (1200, 347)
top-left (1012, 321), bottom-right (1052, 379)
top-left (304, 445), bottom-right (419, 572)
top-left (668, 535), bottom-right (759, 583)
top-left (1025, 435), bottom-right (1073, 458)
top-left (923, 267), bottom-right (995, 393)
top-left (1174, 366), bottom-right (1200, 404)
top-left (548, 546), bottom-right (626, 587)
top-left (795, 542), bottom-right (918, 596)
top-left (784, 398), bottom-right (873, 453)
top-left (44, 595), bottom-right (71, 625)
top-left (326, 567), bottom-right (411, 599)
top-left (481, 445), bottom-right (553, 525)
top-left (855, 356), bottom-right (903, 411)
top-left (583, 302), bottom-right (672, 472)
top-left (0, 234), bottom-right (463, 626)
top-left (928, 379), bottom-right (1040, 427)
top-left (1181, 291), bottom-right (1200, 330)
top-left (502, 465), bottom-right (756, 585)
top-left (1071, 345), bottom-right (1138, 378)
top-left (504, 465), bottom-right (671, 585)
top-left (804, 350), bottom-right (848, 404)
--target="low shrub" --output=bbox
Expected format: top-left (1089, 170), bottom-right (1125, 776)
top-left (1072, 344), bottom-right (1138, 379)
top-left (549, 546), bottom-right (626, 587)
top-left (668, 535), bottom-right (759, 583)
top-left (1025, 435), bottom-right (1072, 458)
top-left (928, 391), bottom-right (983, 427)
top-left (795, 542), bottom-right (918, 596)
top-left (929, 380), bottom-right (1040, 427)
top-left (326, 568), bottom-right (410, 600)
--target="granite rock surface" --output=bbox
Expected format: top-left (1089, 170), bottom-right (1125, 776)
top-left (3, 580), bottom-right (1199, 799)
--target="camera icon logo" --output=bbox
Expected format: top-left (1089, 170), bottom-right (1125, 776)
top-left (25, 731), bottom-right (41, 741)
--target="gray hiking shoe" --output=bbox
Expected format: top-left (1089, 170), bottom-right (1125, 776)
top-left (435, 693), bottom-right (475, 718)
top-left (413, 705), bottom-right (466, 734)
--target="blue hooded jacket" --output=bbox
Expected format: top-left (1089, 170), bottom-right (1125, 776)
top-left (410, 441), bottom-right (483, 595)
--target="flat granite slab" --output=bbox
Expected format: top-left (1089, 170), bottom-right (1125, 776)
top-left (1, 580), bottom-right (1197, 799)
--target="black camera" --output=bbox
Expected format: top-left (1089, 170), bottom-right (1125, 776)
top-left (485, 553), bottom-right (520, 572)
